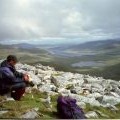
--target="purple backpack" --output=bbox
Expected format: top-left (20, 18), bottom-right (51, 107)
top-left (57, 96), bottom-right (86, 119)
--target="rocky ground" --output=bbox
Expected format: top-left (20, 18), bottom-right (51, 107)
top-left (0, 61), bottom-right (120, 119)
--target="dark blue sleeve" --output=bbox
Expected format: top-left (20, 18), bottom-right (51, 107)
top-left (1, 67), bottom-right (24, 84)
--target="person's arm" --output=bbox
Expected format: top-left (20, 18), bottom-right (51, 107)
top-left (14, 70), bottom-right (24, 78)
top-left (3, 66), bottom-right (30, 84)
top-left (14, 71), bottom-right (30, 83)
top-left (2, 68), bottom-right (24, 83)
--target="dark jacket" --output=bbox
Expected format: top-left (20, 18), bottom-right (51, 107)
top-left (0, 60), bottom-right (24, 92)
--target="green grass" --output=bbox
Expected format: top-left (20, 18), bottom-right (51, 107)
top-left (1, 90), bottom-right (120, 119)
top-left (84, 103), bottom-right (120, 119)
top-left (0, 89), bottom-right (59, 119)
top-left (82, 63), bottom-right (120, 81)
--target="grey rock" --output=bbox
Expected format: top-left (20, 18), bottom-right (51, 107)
top-left (77, 101), bottom-right (86, 109)
top-left (51, 76), bottom-right (60, 87)
top-left (21, 108), bottom-right (39, 118)
top-left (102, 96), bottom-right (120, 105)
top-left (96, 96), bottom-right (103, 103)
top-left (85, 111), bottom-right (98, 118)
top-left (103, 103), bottom-right (119, 111)
top-left (70, 89), bottom-right (77, 94)
top-left (0, 111), bottom-right (8, 115)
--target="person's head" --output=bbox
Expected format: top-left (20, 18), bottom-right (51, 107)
top-left (7, 55), bottom-right (18, 66)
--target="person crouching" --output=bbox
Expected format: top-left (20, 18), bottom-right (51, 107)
top-left (0, 55), bottom-right (33, 100)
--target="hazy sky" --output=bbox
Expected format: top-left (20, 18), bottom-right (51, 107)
top-left (0, 0), bottom-right (120, 44)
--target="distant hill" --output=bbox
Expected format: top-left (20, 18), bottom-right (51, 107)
top-left (47, 38), bottom-right (120, 57)
top-left (11, 43), bottom-right (38, 49)
top-left (66, 39), bottom-right (120, 51)
top-left (0, 43), bottom-right (50, 54)
top-left (0, 39), bottom-right (120, 81)
top-left (0, 43), bottom-right (53, 64)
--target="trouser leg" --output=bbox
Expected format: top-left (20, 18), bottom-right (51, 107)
top-left (11, 82), bottom-right (26, 100)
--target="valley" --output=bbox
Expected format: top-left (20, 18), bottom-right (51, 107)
top-left (0, 38), bottom-right (120, 80)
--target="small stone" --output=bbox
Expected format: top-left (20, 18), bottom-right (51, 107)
top-left (70, 89), bottom-right (77, 94)
top-left (0, 111), bottom-right (8, 115)
top-left (21, 109), bottom-right (39, 118)
top-left (85, 111), bottom-right (98, 118)
top-left (77, 102), bottom-right (86, 109)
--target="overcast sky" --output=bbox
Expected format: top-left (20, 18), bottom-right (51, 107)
top-left (0, 0), bottom-right (120, 44)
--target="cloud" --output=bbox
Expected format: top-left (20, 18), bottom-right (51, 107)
top-left (0, 0), bottom-right (120, 43)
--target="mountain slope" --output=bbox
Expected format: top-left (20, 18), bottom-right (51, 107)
top-left (85, 63), bottom-right (120, 81)
top-left (66, 39), bottom-right (120, 51)
top-left (1, 62), bottom-right (120, 119)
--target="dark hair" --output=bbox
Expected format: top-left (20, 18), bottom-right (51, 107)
top-left (7, 55), bottom-right (18, 62)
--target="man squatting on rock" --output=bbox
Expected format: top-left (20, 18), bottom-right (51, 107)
top-left (0, 55), bottom-right (34, 100)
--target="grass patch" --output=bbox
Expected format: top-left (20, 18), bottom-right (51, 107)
top-left (0, 91), bottom-right (120, 119)
top-left (84, 103), bottom-right (120, 119)
top-left (0, 90), bottom-right (59, 119)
